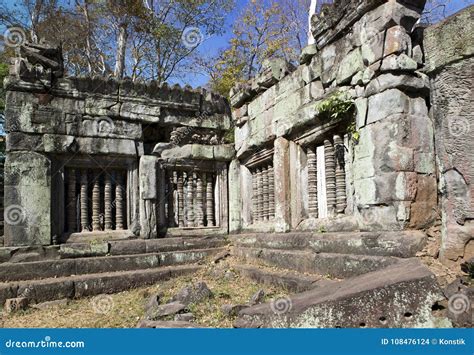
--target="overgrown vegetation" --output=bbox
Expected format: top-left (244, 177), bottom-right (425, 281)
top-left (315, 91), bottom-right (359, 143)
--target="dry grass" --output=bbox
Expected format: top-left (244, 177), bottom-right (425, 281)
top-left (0, 259), bottom-right (288, 328)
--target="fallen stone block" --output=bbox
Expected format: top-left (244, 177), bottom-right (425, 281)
top-left (4, 297), bottom-right (29, 313)
top-left (234, 259), bottom-right (451, 328)
top-left (137, 320), bottom-right (205, 328)
top-left (222, 304), bottom-right (248, 317)
top-left (172, 282), bottom-right (213, 306)
top-left (146, 301), bottom-right (187, 320)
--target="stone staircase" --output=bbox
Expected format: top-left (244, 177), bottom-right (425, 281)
top-left (0, 236), bottom-right (228, 306)
top-left (231, 231), bottom-right (426, 279)
top-left (230, 231), bottom-right (451, 328)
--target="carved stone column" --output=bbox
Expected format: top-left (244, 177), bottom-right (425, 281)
top-left (257, 168), bottom-right (263, 221)
top-left (268, 165), bottom-right (275, 219)
top-left (334, 135), bottom-right (347, 214)
top-left (115, 172), bottom-right (125, 230)
top-left (92, 172), bottom-right (101, 231)
top-left (80, 170), bottom-right (89, 232)
top-left (177, 171), bottom-right (185, 227)
top-left (324, 139), bottom-right (336, 215)
top-left (252, 170), bottom-right (258, 222)
top-left (307, 147), bottom-right (318, 218)
top-left (186, 171), bottom-right (195, 227)
top-left (167, 171), bottom-right (175, 227)
top-left (196, 172), bottom-right (205, 227)
top-left (67, 169), bottom-right (77, 232)
top-left (104, 173), bottom-right (113, 230)
top-left (262, 166), bottom-right (269, 221)
top-left (206, 173), bottom-right (215, 227)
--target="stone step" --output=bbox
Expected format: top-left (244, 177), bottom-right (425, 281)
top-left (234, 265), bottom-right (334, 293)
top-left (0, 247), bottom-right (226, 282)
top-left (230, 231), bottom-right (425, 258)
top-left (0, 265), bottom-right (201, 306)
top-left (233, 247), bottom-right (400, 278)
top-left (0, 236), bottom-right (228, 263)
top-left (234, 259), bottom-right (449, 328)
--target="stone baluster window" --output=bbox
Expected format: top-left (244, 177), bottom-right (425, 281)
top-left (250, 161), bottom-right (275, 223)
top-left (165, 169), bottom-right (217, 228)
top-left (65, 168), bottom-right (127, 233)
top-left (307, 134), bottom-right (347, 218)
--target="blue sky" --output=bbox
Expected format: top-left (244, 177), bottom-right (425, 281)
top-left (187, 0), bottom-right (473, 86)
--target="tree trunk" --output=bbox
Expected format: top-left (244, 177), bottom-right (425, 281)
top-left (30, 0), bottom-right (44, 43)
top-left (114, 22), bottom-right (128, 79)
top-left (308, 0), bottom-right (317, 45)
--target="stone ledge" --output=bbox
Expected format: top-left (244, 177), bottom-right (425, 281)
top-left (234, 259), bottom-right (449, 328)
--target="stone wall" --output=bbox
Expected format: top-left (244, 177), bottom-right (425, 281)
top-left (229, 0), bottom-right (437, 234)
top-left (3, 43), bottom-right (233, 246)
top-left (424, 6), bottom-right (474, 264)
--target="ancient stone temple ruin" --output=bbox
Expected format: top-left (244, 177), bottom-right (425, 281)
top-left (0, 0), bottom-right (472, 328)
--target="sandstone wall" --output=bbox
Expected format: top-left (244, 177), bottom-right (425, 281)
top-left (3, 45), bottom-right (232, 246)
top-left (230, 0), bottom-right (437, 233)
top-left (424, 6), bottom-right (474, 264)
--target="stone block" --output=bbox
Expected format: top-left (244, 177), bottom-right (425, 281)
top-left (354, 97), bottom-right (368, 129)
top-left (4, 297), bottom-right (29, 313)
top-left (274, 138), bottom-right (291, 232)
top-left (59, 242), bottom-right (109, 258)
top-left (300, 44), bottom-right (318, 65)
top-left (336, 48), bottom-right (365, 85)
top-left (361, 31), bottom-right (385, 65)
top-left (384, 26), bottom-right (412, 58)
top-left (235, 259), bottom-right (448, 328)
top-left (380, 54), bottom-right (418, 72)
top-left (367, 89), bottom-right (410, 124)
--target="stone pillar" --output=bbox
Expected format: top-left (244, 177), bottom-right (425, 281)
top-left (139, 156), bottom-right (158, 239)
top-left (257, 168), bottom-right (263, 221)
top-left (196, 172), bottom-right (205, 227)
top-left (167, 171), bottom-right (175, 227)
top-left (177, 171), bottom-right (185, 227)
top-left (67, 169), bottom-right (77, 232)
top-left (206, 173), bottom-right (215, 227)
top-left (274, 137), bottom-right (291, 232)
top-left (80, 170), bottom-right (89, 232)
top-left (268, 164), bottom-right (275, 219)
top-left (324, 139), bottom-right (336, 215)
top-left (316, 145), bottom-right (328, 218)
top-left (104, 173), bottom-right (113, 230)
top-left (229, 159), bottom-right (241, 232)
top-left (334, 134), bottom-right (347, 214)
top-left (307, 147), bottom-right (318, 218)
top-left (115, 172), bottom-right (125, 230)
top-left (262, 166), bottom-right (269, 220)
top-left (252, 169), bottom-right (258, 223)
top-left (186, 171), bottom-right (195, 227)
top-left (92, 172), bottom-right (101, 231)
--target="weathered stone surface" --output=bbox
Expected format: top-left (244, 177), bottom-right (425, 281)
top-left (249, 289), bottom-right (266, 305)
top-left (172, 282), bottom-right (213, 306)
top-left (137, 320), bottom-right (204, 328)
top-left (235, 259), bottom-right (449, 328)
top-left (4, 297), bottom-right (29, 313)
top-left (300, 44), bottom-right (318, 65)
top-left (222, 304), bottom-right (248, 317)
top-left (174, 313), bottom-right (195, 322)
top-left (146, 301), bottom-right (187, 320)
top-left (59, 242), bottom-right (109, 259)
top-left (366, 89), bottom-right (410, 124)
top-left (424, 6), bottom-right (474, 73)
